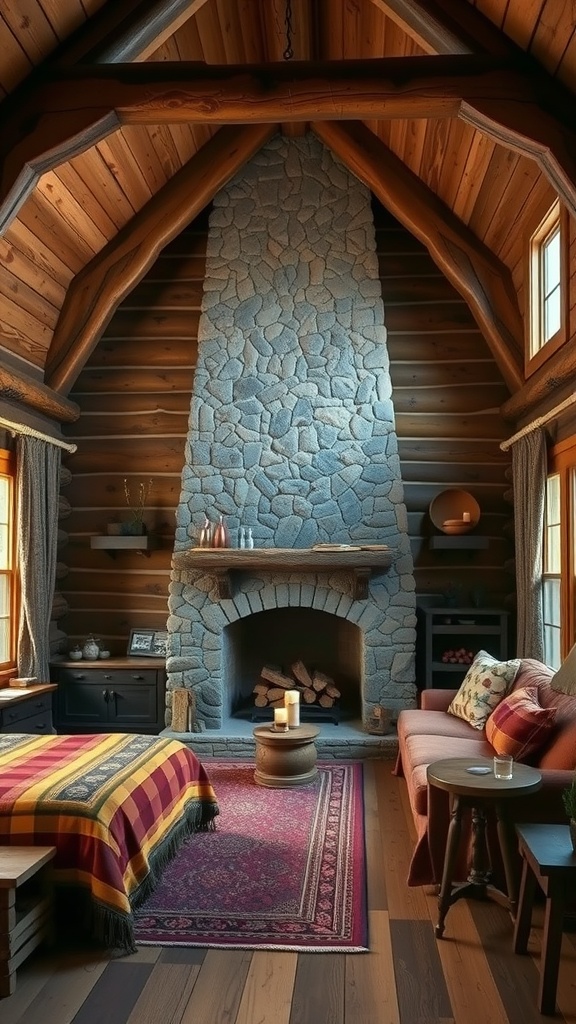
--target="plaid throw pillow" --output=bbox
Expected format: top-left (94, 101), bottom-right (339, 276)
top-left (447, 650), bottom-right (521, 730)
top-left (486, 685), bottom-right (557, 760)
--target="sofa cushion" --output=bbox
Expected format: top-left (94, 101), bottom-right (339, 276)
top-left (549, 641), bottom-right (576, 695)
top-left (402, 733), bottom-right (492, 815)
top-left (447, 650), bottom-right (521, 730)
top-left (537, 718), bottom-right (576, 770)
top-left (485, 686), bottom-right (557, 760)
top-left (397, 709), bottom-right (484, 745)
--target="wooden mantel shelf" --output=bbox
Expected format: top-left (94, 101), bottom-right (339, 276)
top-left (172, 546), bottom-right (394, 600)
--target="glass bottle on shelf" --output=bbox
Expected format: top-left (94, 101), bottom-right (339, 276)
top-left (198, 517), bottom-right (212, 548)
top-left (212, 515), bottom-right (229, 548)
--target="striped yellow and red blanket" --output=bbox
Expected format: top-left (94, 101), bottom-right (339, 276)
top-left (0, 731), bottom-right (218, 951)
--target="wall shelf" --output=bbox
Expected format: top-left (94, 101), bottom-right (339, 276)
top-left (172, 546), bottom-right (394, 600)
top-left (429, 535), bottom-right (489, 550)
top-left (90, 535), bottom-right (156, 558)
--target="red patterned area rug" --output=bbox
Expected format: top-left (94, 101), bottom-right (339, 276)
top-left (133, 760), bottom-right (367, 952)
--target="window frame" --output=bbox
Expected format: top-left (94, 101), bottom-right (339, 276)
top-left (526, 200), bottom-right (568, 378)
top-left (546, 436), bottom-right (576, 662)
top-left (0, 448), bottom-right (18, 686)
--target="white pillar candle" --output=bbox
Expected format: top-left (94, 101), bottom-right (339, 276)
top-left (284, 689), bottom-right (300, 728)
top-left (462, 511), bottom-right (471, 522)
top-left (274, 707), bottom-right (288, 730)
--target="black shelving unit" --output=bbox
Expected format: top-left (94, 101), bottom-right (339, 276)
top-left (418, 606), bottom-right (509, 689)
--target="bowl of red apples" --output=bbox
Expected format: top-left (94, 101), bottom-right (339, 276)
top-left (441, 648), bottom-right (475, 665)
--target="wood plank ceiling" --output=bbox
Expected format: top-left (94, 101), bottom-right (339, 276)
top-left (0, 0), bottom-right (574, 414)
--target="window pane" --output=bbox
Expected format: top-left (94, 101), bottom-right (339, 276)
top-left (0, 478), bottom-right (8, 525)
top-left (544, 624), bottom-right (561, 670)
top-left (0, 524), bottom-right (8, 570)
top-left (543, 229), bottom-right (560, 294)
top-left (547, 524), bottom-right (561, 574)
top-left (0, 617), bottom-right (8, 664)
top-left (544, 287), bottom-right (561, 341)
top-left (546, 474), bottom-right (560, 523)
top-left (543, 577), bottom-right (561, 624)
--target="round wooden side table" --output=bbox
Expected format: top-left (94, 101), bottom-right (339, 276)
top-left (427, 756), bottom-right (542, 938)
top-left (253, 724), bottom-right (320, 788)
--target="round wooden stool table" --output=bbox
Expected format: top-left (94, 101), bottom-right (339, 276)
top-left (427, 756), bottom-right (542, 938)
top-left (253, 724), bottom-right (320, 788)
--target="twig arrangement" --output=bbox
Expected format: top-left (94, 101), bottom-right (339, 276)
top-left (124, 478), bottom-right (153, 523)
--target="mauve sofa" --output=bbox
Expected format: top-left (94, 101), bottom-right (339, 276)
top-left (394, 658), bottom-right (576, 887)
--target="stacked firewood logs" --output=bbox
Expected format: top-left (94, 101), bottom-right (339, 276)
top-left (253, 660), bottom-right (341, 710)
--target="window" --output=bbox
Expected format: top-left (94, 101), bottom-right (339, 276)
top-left (544, 437), bottom-right (576, 666)
top-left (543, 473), bottom-right (561, 669)
top-left (527, 201), bottom-right (566, 376)
top-left (0, 448), bottom-right (17, 683)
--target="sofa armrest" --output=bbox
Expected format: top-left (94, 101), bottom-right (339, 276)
top-left (420, 688), bottom-right (458, 712)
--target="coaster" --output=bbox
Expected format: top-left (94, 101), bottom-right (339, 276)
top-left (466, 766), bottom-right (491, 775)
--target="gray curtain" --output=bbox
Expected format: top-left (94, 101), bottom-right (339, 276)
top-left (16, 435), bottom-right (61, 681)
top-left (511, 428), bottom-right (546, 659)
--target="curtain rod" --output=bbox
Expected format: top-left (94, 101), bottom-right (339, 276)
top-left (0, 416), bottom-right (77, 453)
top-left (500, 392), bottom-right (576, 452)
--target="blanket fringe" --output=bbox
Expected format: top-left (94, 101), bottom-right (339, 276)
top-left (56, 797), bottom-right (218, 955)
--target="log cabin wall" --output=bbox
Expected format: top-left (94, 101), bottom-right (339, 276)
top-left (373, 198), bottom-right (515, 615)
top-left (56, 199), bottom-right (515, 657)
top-left (57, 209), bottom-right (209, 654)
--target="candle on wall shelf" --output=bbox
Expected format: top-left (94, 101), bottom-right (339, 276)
top-left (284, 689), bottom-right (300, 728)
top-left (462, 511), bottom-right (471, 523)
top-left (273, 707), bottom-right (289, 731)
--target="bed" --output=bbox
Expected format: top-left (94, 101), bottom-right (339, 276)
top-left (0, 731), bottom-right (218, 952)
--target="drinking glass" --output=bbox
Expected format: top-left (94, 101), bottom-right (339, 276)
top-left (493, 753), bottom-right (513, 779)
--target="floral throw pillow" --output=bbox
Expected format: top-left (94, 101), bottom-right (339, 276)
top-left (485, 686), bottom-right (557, 760)
top-left (447, 650), bottom-right (522, 730)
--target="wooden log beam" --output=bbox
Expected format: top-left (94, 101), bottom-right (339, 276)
top-left (501, 343), bottom-right (576, 424)
top-left (79, 0), bottom-right (210, 64)
top-left (314, 119), bottom-right (523, 392)
top-left (45, 123), bottom-right (275, 395)
top-left (260, 0), bottom-right (315, 137)
top-left (3, 56), bottom-right (576, 230)
top-left (370, 0), bottom-right (518, 57)
top-left (0, 365), bottom-right (79, 423)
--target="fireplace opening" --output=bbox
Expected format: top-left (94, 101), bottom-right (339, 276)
top-left (222, 607), bottom-right (362, 723)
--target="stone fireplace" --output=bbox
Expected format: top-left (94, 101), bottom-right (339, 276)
top-left (166, 134), bottom-right (417, 743)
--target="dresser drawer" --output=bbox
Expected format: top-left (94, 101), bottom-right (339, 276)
top-left (1, 711), bottom-right (53, 734)
top-left (0, 694), bottom-right (52, 730)
top-left (58, 667), bottom-right (158, 687)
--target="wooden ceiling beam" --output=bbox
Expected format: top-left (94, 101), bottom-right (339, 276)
top-left (44, 123), bottom-right (275, 396)
top-left (501, 345), bottom-right (576, 423)
top-left (0, 366), bottom-right (79, 424)
top-left (260, 0), bottom-right (315, 137)
top-left (313, 119), bottom-right (523, 394)
top-left (369, 0), bottom-right (517, 57)
top-left (2, 56), bottom-right (576, 233)
top-left (81, 0), bottom-right (211, 63)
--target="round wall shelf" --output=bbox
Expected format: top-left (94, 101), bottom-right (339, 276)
top-left (429, 489), bottom-right (480, 535)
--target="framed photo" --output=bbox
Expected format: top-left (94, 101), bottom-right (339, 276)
top-left (127, 628), bottom-right (168, 659)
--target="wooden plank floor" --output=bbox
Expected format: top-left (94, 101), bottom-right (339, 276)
top-left (2, 764), bottom-right (575, 1024)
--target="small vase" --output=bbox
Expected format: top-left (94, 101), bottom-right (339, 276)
top-left (82, 636), bottom-right (100, 660)
top-left (212, 515), bottom-right (229, 548)
top-left (570, 819), bottom-right (576, 853)
top-left (121, 519), bottom-right (146, 536)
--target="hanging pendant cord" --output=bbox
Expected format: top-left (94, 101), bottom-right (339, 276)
top-left (283, 0), bottom-right (294, 60)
